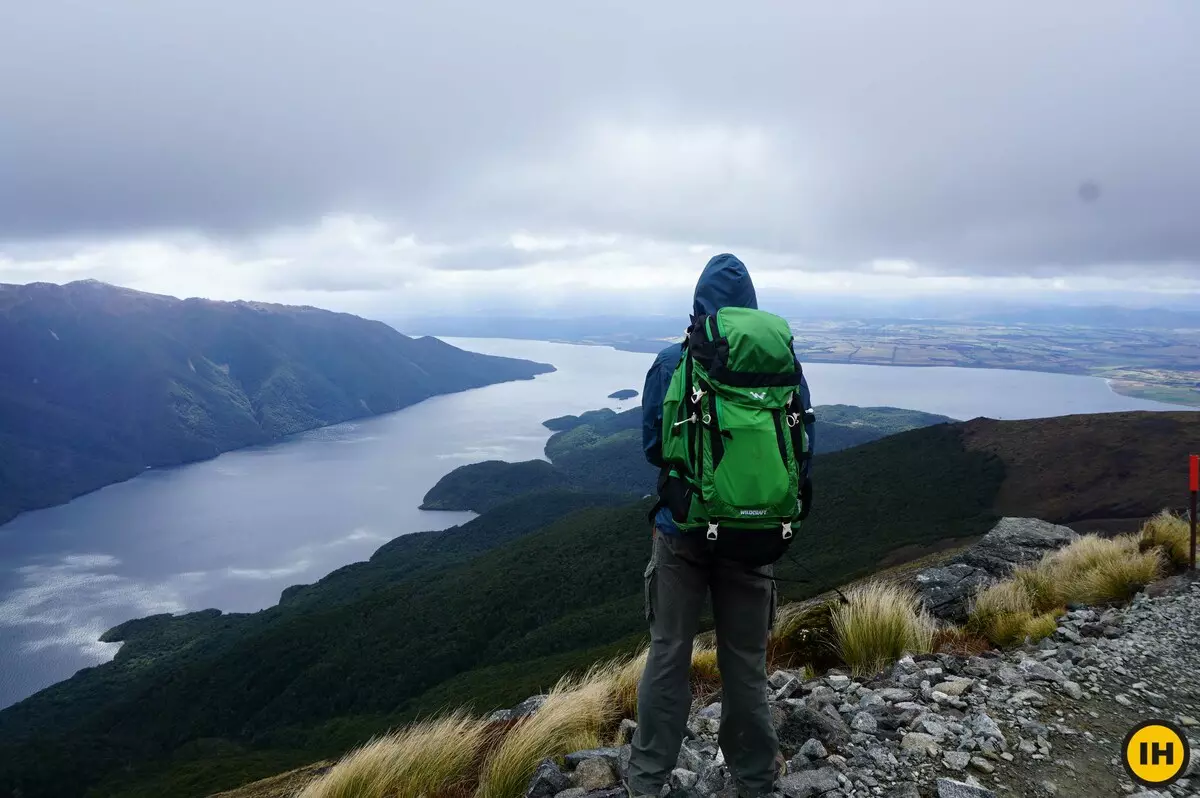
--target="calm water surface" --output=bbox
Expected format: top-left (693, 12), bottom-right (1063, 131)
top-left (0, 338), bottom-right (1186, 707)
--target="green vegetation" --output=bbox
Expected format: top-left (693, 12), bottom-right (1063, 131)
top-left (423, 404), bottom-right (955, 514)
top-left (0, 421), bottom-right (1003, 798)
top-left (0, 280), bottom-right (551, 525)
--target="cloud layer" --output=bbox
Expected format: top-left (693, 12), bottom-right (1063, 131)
top-left (2, 1), bottom-right (1199, 305)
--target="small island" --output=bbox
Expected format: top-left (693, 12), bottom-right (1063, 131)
top-left (608, 389), bottom-right (639, 400)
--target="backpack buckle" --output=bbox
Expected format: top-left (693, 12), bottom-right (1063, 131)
top-left (690, 386), bottom-right (706, 405)
top-left (781, 522), bottom-right (793, 540)
top-left (706, 522), bottom-right (719, 541)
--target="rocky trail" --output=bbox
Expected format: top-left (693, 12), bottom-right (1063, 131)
top-left (528, 573), bottom-right (1200, 798)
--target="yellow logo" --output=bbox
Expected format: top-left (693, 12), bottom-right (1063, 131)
top-left (1123, 720), bottom-right (1190, 787)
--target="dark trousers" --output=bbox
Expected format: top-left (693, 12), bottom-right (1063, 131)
top-left (628, 531), bottom-right (779, 797)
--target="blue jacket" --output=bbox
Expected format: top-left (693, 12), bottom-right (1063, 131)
top-left (641, 253), bottom-right (815, 534)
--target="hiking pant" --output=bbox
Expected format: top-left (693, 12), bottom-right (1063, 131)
top-left (628, 530), bottom-right (779, 797)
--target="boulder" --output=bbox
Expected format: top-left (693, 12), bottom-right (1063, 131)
top-left (565, 748), bottom-right (624, 769)
top-left (571, 757), bottom-right (617, 790)
top-left (779, 704), bottom-right (850, 750)
top-left (915, 563), bottom-right (991, 621)
top-left (913, 518), bottom-right (1078, 620)
top-left (524, 758), bottom-right (569, 798)
top-left (957, 517), bottom-right (1078, 577)
top-left (936, 777), bottom-right (998, 797)
top-left (778, 766), bottom-right (841, 798)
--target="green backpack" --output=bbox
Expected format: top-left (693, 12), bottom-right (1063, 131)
top-left (658, 306), bottom-right (814, 564)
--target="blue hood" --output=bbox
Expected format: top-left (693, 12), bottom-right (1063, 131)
top-left (692, 253), bottom-right (757, 319)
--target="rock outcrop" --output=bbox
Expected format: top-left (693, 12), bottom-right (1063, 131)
top-left (519, 576), bottom-right (1200, 798)
top-left (914, 518), bottom-right (1079, 621)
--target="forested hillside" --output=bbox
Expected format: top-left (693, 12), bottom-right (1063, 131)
top-left (0, 280), bottom-right (552, 524)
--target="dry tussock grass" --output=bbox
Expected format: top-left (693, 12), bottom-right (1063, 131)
top-left (295, 712), bottom-right (490, 798)
top-left (831, 582), bottom-right (935, 677)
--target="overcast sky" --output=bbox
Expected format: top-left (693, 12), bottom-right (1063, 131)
top-left (2, 1), bottom-right (1198, 316)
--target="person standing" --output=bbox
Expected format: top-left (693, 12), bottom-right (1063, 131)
top-left (628, 253), bottom-right (815, 797)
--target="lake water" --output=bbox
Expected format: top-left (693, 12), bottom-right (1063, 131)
top-left (0, 338), bottom-right (1187, 708)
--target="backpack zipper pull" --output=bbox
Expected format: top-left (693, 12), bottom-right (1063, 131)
top-left (673, 412), bottom-right (697, 428)
top-left (690, 386), bottom-right (706, 405)
top-left (706, 522), bottom-right (719, 541)
top-left (781, 522), bottom-right (793, 540)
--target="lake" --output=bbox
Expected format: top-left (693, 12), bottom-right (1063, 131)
top-left (0, 338), bottom-right (1187, 708)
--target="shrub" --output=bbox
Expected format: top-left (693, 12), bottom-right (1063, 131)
top-left (1141, 510), bottom-right (1192, 568)
top-left (475, 665), bottom-right (619, 798)
top-left (831, 582), bottom-right (935, 677)
top-left (296, 711), bottom-right (490, 798)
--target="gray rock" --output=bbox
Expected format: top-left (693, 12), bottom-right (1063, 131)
top-left (887, 784), bottom-right (921, 798)
top-left (915, 563), bottom-right (992, 621)
top-left (969, 756), bottom-right (995, 774)
top-left (669, 768), bottom-right (699, 790)
top-left (877, 688), bottom-right (916, 703)
top-left (994, 667), bottom-right (1025, 687)
top-left (676, 739), bottom-right (715, 774)
top-left (943, 751), bottom-right (971, 770)
top-left (524, 758), bottom-right (570, 798)
top-left (851, 712), bottom-right (878, 732)
top-left (800, 738), bottom-right (829, 759)
top-left (1018, 659), bottom-right (1065, 684)
top-left (779, 766), bottom-right (841, 797)
top-left (807, 686), bottom-right (839, 708)
top-left (916, 716), bottom-right (950, 740)
top-left (935, 678), bottom-right (975, 697)
top-left (957, 517), bottom-right (1079, 577)
top-left (578, 790), bottom-right (625, 798)
top-left (936, 777), bottom-right (998, 797)
top-left (617, 718), bottom-right (638, 746)
top-left (697, 702), bottom-right (722, 719)
top-left (571, 758), bottom-right (617, 790)
top-left (901, 732), bottom-right (940, 756)
top-left (827, 674), bottom-right (851, 691)
top-left (773, 676), bottom-right (803, 701)
top-left (1060, 681), bottom-right (1084, 700)
top-left (552, 789), bottom-right (587, 798)
top-left (781, 705), bottom-right (850, 749)
top-left (565, 748), bottom-right (625, 769)
top-left (1011, 689), bottom-right (1048, 707)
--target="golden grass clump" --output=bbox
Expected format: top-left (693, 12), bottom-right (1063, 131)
top-left (767, 598), bottom-right (838, 672)
top-left (1069, 547), bottom-right (1163, 605)
top-left (474, 664), bottom-right (619, 798)
top-left (831, 582), bottom-right (935, 677)
top-left (295, 712), bottom-right (490, 798)
top-left (1141, 510), bottom-right (1192, 568)
top-left (611, 648), bottom-right (647, 720)
top-left (969, 531), bottom-right (1166, 647)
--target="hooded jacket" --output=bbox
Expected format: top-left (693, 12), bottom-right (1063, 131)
top-left (641, 253), bottom-right (815, 534)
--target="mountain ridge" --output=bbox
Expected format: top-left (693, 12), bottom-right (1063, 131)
top-left (0, 280), bottom-right (553, 525)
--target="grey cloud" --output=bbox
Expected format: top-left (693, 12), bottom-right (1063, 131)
top-left (1, 1), bottom-right (1199, 280)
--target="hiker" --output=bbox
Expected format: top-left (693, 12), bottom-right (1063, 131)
top-left (629, 253), bottom-right (815, 798)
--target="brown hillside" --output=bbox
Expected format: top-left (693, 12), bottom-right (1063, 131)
top-left (961, 411), bottom-right (1198, 523)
